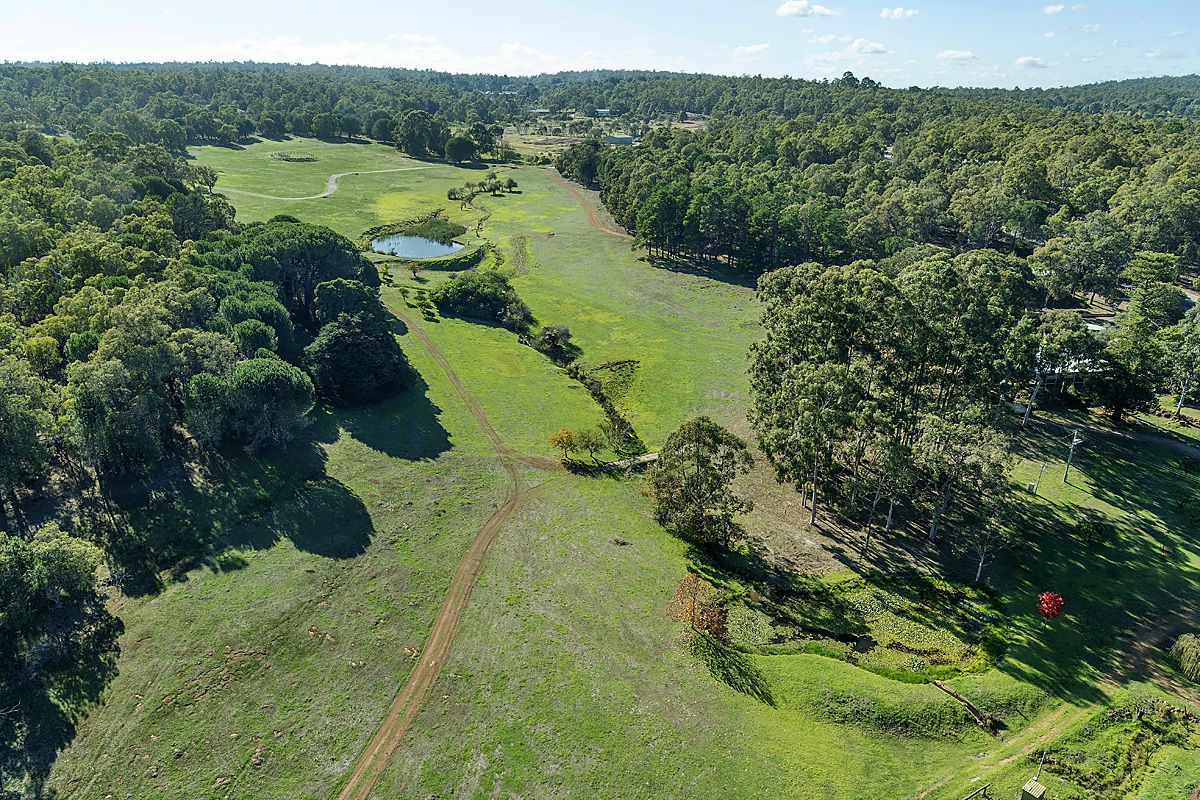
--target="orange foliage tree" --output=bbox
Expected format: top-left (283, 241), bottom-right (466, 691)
top-left (667, 573), bottom-right (728, 642)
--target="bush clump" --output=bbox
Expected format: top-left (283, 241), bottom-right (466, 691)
top-left (727, 604), bottom-right (774, 648)
top-left (430, 270), bottom-right (531, 331)
top-left (527, 324), bottom-right (578, 363)
top-left (304, 312), bottom-right (410, 405)
top-left (1170, 632), bottom-right (1200, 681)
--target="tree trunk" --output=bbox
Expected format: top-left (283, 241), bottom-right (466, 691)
top-left (929, 492), bottom-right (949, 541)
top-left (1178, 374), bottom-right (1192, 416)
top-left (1023, 374), bottom-right (1042, 426)
top-left (884, 496), bottom-right (896, 532)
top-left (975, 552), bottom-right (986, 583)
top-left (809, 459), bottom-right (819, 526)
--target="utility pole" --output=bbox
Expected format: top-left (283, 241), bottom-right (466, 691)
top-left (1064, 429), bottom-right (1084, 482)
top-left (1032, 462), bottom-right (1047, 494)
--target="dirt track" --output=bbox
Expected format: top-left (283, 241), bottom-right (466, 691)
top-left (219, 166), bottom-right (434, 201)
top-left (547, 168), bottom-right (633, 240)
top-left (333, 310), bottom-right (559, 800)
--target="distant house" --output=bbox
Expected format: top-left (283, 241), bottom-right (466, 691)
top-left (605, 134), bottom-right (635, 145)
top-left (595, 108), bottom-right (611, 117)
top-left (528, 108), bottom-right (552, 115)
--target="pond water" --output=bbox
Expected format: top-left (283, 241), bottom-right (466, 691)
top-left (370, 233), bottom-right (465, 258)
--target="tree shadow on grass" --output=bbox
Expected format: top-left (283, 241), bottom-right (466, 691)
top-left (92, 440), bottom-right (373, 597)
top-left (307, 369), bottom-right (452, 463)
top-left (979, 423), bottom-right (1200, 707)
top-left (643, 254), bottom-right (759, 289)
top-left (1, 594), bottom-right (123, 798)
top-left (688, 631), bottom-right (776, 706)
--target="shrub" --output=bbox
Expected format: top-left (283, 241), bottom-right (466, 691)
top-left (727, 605), bottom-right (774, 648)
top-left (529, 324), bottom-right (577, 363)
top-left (430, 270), bottom-right (531, 331)
top-left (1170, 632), bottom-right (1200, 681)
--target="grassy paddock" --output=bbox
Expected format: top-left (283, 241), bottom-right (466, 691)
top-left (45, 137), bottom-right (1199, 800)
top-left (43, 331), bottom-right (515, 798)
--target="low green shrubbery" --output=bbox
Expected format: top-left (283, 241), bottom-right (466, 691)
top-left (267, 151), bottom-right (317, 162)
top-left (726, 605), bottom-right (774, 648)
top-left (1169, 632), bottom-right (1200, 681)
top-left (730, 571), bottom-right (1007, 683)
top-left (397, 214), bottom-right (467, 245)
top-left (1043, 694), bottom-right (1200, 800)
top-left (430, 269), bottom-right (532, 331)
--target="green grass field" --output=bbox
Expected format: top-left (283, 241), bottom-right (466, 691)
top-left (40, 137), bottom-right (1200, 799)
top-left (43, 327), bottom-right (514, 798)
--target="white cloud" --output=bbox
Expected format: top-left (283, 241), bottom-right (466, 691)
top-left (1044, 31), bottom-right (1056, 38)
top-left (809, 33), bottom-right (851, 44)
top-left (1043, 4), bottom-right (1064, 13)
top-left (1015, 55), bottom-right (1050, 68)
top-left (1082, 23), bottom-right (1101, 33)
top-left (776, 0), bottom-right (838, 17)
top-left (937, 49), bottom-right (977, 62)
top-left (733, 43), bottom-right (770, 58)
top-left (847, 38), bottom-right (888, 54)
top-left (1144, 49), bottom-right (1187, 59)
top-left (804, 37), bottom-right (889, 72)
top-left (880, 7), bottom-right (918, 19)
top-left (1071, 3), bottom-right (1087, 9)
top-left (1080, 53), bottom-right (1103, 62)
top-left (1167, 30), bottom-right (1188, 37)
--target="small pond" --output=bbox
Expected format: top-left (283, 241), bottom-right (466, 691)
top-left (370, 234), bottom-right (465, 258)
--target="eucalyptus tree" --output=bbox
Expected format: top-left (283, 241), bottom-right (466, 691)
top-left (1161, 305), bottom-right (1200, 415)
top-left (646, 417), bottom-right (753, 548)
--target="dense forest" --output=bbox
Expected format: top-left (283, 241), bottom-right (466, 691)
top-left (950, 74), bottom-right (1200, 118)
top-left (558, 79), bottom-right (1200, 272)
top-left (5, 63), bottom-right (1200, 157)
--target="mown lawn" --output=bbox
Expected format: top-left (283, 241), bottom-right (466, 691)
top-left (44, 137), bottom-right (1200, 800)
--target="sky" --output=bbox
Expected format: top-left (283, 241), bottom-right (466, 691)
top-left (1, 0), bottom-right (1198, 88)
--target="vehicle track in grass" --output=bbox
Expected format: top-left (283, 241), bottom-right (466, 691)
top-left (218, 166), bottom-right (435, 201)
top-left (333, 310), bottom-right (560, 800)
top-left (547, 168), bottom-right (633, 241)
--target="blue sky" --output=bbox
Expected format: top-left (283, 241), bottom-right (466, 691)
top-left (1, 0), bottom-right (1198, 87)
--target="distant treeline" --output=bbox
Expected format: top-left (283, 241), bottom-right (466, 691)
top-left (555, 74), bottom-right (1200, 272)
top-left (5, 63), bottom-right (1200, 157)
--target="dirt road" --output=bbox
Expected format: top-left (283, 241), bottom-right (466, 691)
top-left (219, 166), bottom-right (434, 201)
top-left (547, 169), bottom-right (633, 240)
top-left (333, 482), bottom-right (548, 800)
top-left (333, 310), bottom-right (559, 800)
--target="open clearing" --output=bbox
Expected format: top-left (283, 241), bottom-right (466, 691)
top-left (40, 137), bottom-right (1200, 799)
